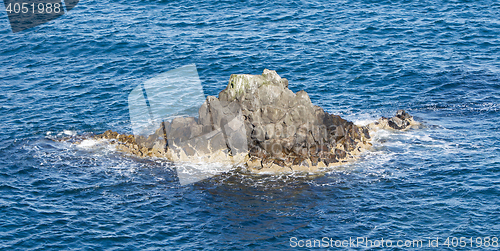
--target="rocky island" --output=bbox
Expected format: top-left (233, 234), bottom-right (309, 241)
top-left (93, 70), bottom-right (418, 173)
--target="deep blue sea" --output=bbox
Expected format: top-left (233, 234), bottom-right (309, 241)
top-left (1, 0), bottom-right (500, 250)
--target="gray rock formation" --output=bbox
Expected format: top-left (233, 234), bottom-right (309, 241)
top-left (94, 70), bottom-right (417, 173)
top-left (216, 69), bottom-right (371, 172)
top-left (369, 109), bottom-right (418, 131)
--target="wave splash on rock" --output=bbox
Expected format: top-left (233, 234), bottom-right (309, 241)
top-left (93, 69), bottom-right (418, 173)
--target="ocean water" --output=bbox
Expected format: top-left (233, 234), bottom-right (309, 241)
top-left (1, 0), bottom-right (500, 250)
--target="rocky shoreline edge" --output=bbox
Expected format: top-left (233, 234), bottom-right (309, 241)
top-left (80, 70), bottom-right (419, 173)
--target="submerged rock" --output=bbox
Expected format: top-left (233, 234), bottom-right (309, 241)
top-left (94, 70), bottom-right (418, 173)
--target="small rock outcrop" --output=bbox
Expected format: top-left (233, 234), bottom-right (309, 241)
top-left (369, 109), bottom-right (419, 131)
top-left (93, 70), bottom-right (418, 173)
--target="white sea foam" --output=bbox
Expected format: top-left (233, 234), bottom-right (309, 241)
top-left (45, 115), bottom-right (455, 185)
top-left (63, 130), bottom-right (76, 136)
top-left (175, 162), bottom-right (234, 185)
top-left (78, 139), bottom-right (101, 148)
top-left (74, 139), bottom-right (119, 157)
top-left (353, 118), bottom-right (378, 127)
